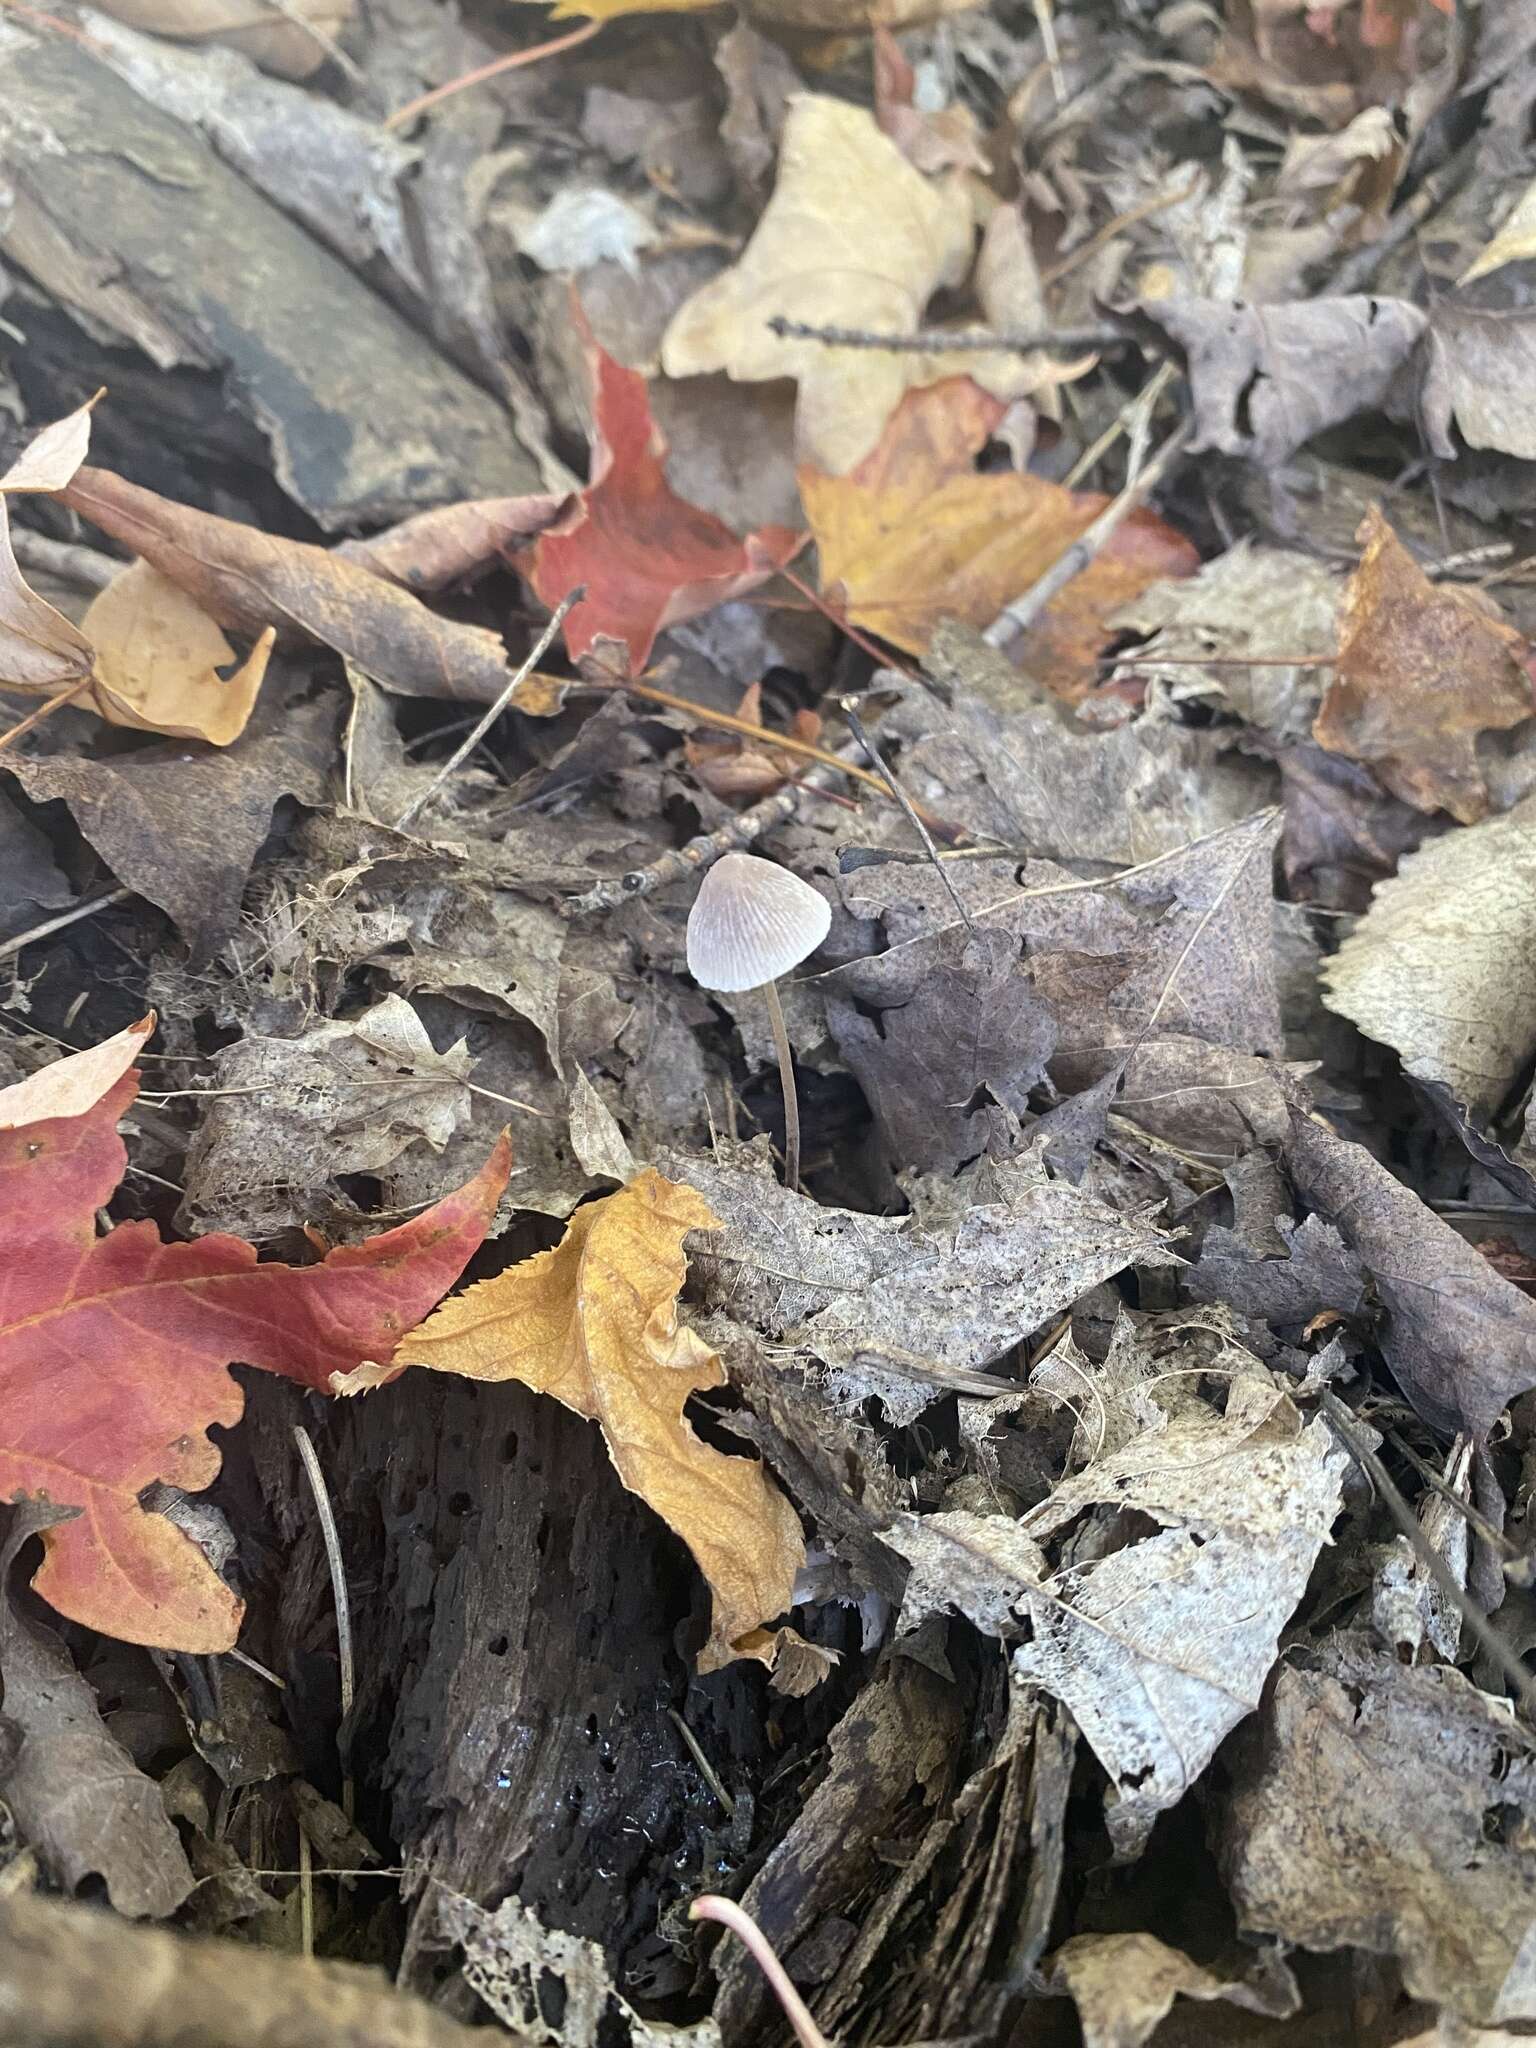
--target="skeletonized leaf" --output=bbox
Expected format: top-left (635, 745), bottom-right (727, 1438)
top-left (395, 1170), bottom-right (806, 1670)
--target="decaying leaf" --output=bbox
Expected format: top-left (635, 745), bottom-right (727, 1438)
top-left (1048, 1932), bottom-right (1299, 2048)
top-left (1313, 506), bottom-right (1533, 823)
top-left (1282, 1092), bottom-right (1536, 1437)
top-left (0, 1020), bottom-right (507, 1649)
top-left (83, 560), bottom-right (275, 746)
top-left (60, 467), bottom-right (535, 708)
top-left (181, 995), bottom-right (476, 1238)
top-left (663, 96), bottom-right (1033, 474)
top-left (395, 1169), bottom-right (805, 1670)
top-left (517, 323), bottom-right (801, 676)
top-left (1012, 1354), bottom-right (1348, 1854)
top-left (338, 493), bottom-right (564, 593)
top-left (801, 377), bottom-right (1198, 674)
top-left (1422, 305), bottom-right (1536, 464)
top-left (0, 405), bottom-right (98, 699)
top-left (1459, 174), bottom-right (1536, 284)
top-left (1223, 1635), bottom-right (1536, 2023)
top-left (1321, 793), bottom-right (1536, 1122)
top-left (88, 0), bottom-right (354, 80)
top-left (0, 1504), bottom-right (194, 1918)
top-left (884, 1510), bottom-right (1048, 1638)
top-left (1120, 295), bottom-right (1427, 466)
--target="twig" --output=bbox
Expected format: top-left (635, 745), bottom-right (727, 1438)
top-left (766, 315), bottom-right (1130, 356)
top-left (291, 1426), bottom-right (355, 1811)
top-left (1064, 357), bottom-right (1178, 490)
top-left (0, 886), bottom-right (131, 965)
top-left (259, 0), bottom-right (362, 82)
top-left (10, 526), bottom-right (117, 593)
top-left (0, 676), bottom-right (94, 755)
top-left (616, 675), bottom-right (906, 806)
top-left (1030, 0), bottom-right (1067, 107)
top-left (384, 18), bottom-right (601, 128)
top-left (668, 1709), bottom-right (736, 1818)
top-left (1318, 1389), bottom-right (1536, 1718)
top-left (393, 589), bottom-right (582, 832)
top-left (1381, 1423), bottom-right (1519, 1561)
top-left (778, 563), bottom-right (919, 678)
top-left (984, 418), bottom-right (1193, 646)
top-left (841, 695), bottom-right (973, 932)
top-left (1041, 174), bottom-right (1202, 288)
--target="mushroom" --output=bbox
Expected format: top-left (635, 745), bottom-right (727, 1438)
top-left (686, 852), bottom-right (831, 1192)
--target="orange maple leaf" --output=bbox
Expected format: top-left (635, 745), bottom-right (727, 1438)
top-left (0, 1019), bottom-right (508, 1652)
top-left (517, 315), bottom-right (803, 677)
top-left (800, 377), bottom-right (1198, 695)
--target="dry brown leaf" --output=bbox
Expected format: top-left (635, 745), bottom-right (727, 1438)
top-left (0, 402), bottom-right (99, 698)
top-left (1313, 506), bottom-right (1534, 822)
top-left (337, 495), bottom-right (564, 594)
top-left (83, 561), bottom-right (274, 746)
top-left (1421, 306), bottom-right (1536, 463)
top-left (394, 1169), bottom-right (805, 1670)
top-left (61, 466), bottom-right (533, 709)
top-left (801, 377), bottom-right (1197, 676)
top-left (88, 0), bottom-right (354, 81)
top-left (662, 95), bottom-right (1026, 474)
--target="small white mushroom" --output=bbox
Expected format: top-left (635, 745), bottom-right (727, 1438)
top-left (686, 852), bottom-right (831, 1191)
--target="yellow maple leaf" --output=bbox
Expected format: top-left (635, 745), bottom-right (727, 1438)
top-left (800, 376), bottom-right (1199, 691)
top-left (395, 1169), bottom-right (805, 1670)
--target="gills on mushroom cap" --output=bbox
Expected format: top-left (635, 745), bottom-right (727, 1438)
top-left (685, 853), bottom-right (832, 993)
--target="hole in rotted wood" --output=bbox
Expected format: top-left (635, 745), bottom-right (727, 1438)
top-left (488, 1634), bottom-right (510, 1657)
top-left (447, 1490), bottom-right (474, 1516)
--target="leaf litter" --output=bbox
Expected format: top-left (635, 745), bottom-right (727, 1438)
top-left (6, 1), bottom-right (1536, 2042)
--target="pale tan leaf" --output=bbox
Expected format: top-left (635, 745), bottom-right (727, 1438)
top-left (87, 0), bottom-right (354, 81)
top-left (84, 561), bottom-right (274, 745)
top-left (0, 494), bottom-right (95, 695)
top-left (397, 1170), bottom-right (805, 1669)
top-left (0, 396), bottom-right (98, 495)
top-left (1459, 175), bottom-right (1536, 285)
top-left (0, 1017), bottom-right (152, 1130)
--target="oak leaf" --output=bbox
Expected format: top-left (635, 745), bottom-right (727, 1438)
top-left (516, 324), bottom-right (802, 677)
top-left (1313, 505), bottom-right (1534, 822)
top-left (801, 377), bottom-right (1198, 680)
top-left (0, 1019), bottom-right (508, 1651)
top-left (393, 1169), bottom-right (806, 1670)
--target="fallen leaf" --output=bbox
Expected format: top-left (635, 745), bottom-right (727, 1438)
top-left (1282, 1090), bottom-right (1536, 1437)
top-left (83, 560), bottom-right (275, 746)
top-left (0, 407), bottom-right (96, 698)
top-left (395, 1169), bottom-right (805, 1670)
top-left (1313, 506), bottom-right (1533, 822)
top-left (0, 789), bottom-right (71, 942)
top-left (337, 494), bottom-right (564, 594)
top-left (801, 378), bottom-right (1198, 672)
top-left (663, 96), bottom-right (992, 474)
top-left (0, 1502), bottom-right (193, 1917)
top-left (1012, 1353), bottom-right (1347, 1854)
top-left (88, 0), bottom-right (354, 82)
top-left (1185, 1214), bottom-right (1368, 1340)
top-left (6, 678), bottom-right (341, 959)
top-left (1048, 1933), bottom-right (1298, 2048)
top-left (1421, 304), bottom-right (1536, 463)
top-left (885, 1510), bottom-right (1049, 1638)
top-left (1321, 792), bottom-right (1536, 1122)
top-left (1222, 1635), bottom-right (1536, 2024)
top-left (60, 466), bottom-right (536, 708)
top-left (0, 1017), bottom-right (149, 1128)
top-left (0, 395), bottom-right (99, 494)
top-left (517, 322), bottom-right (802, 675)
top-left (0, 1022), bottom-right (508, 1648)
top-left (1459, 175), bottom-right (1536, 284)
top-left (746, 0), bottom-right (982, 23)
top-left (872, 26), bottom-right (987, 174)
top-left (1118, 295), bottom-right (1427, 467)
top-left (181, 995), bottom-right (476, 1239)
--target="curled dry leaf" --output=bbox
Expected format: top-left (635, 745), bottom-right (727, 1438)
top-left (1313, 506), bottom-right (1534, 823)
top-left (0, 1020), bottom-right (508, 1649)
top-left (664, 95), bottom-right (1008, 475)
top-left (87, 0), bottom-right (355, 81)
top-left (1048, 1932), bottom-right (1298, 2048)
top-left (394, 1169), bottom-right (806, 1671)
top-left (60, 466), bottom-right (533, 708)
top-left (516, 322), bottom-right (801, 676)
top-left (1458, 174), bottom-right (1536, 284)
top-left (1321, 792), bottom-right (1536, 1123)
top-left (801, 378), bottom-right (1197, 675)
top-left (337, 493), bottom-right (564, 594)
top-left (83, 560), bottom-right (275, 746)
top-left (0, 400), bottom-right (99, 699)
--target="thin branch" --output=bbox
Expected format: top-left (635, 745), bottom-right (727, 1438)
top-left (384, 18), bottom-right (601, 128)
top-left (0, 886), bottom-right (131, 966)
top-left (841, 694), bottom-right (973, 932)
top-left (766, 315), bottom-right (1129, 356)
top-left (0, 676), bottom-right (94, 755)
top-left (9, 526), bottom-right (117, 594)
top-left (393, 588), bottom-right (582, 832)
top-left (668, 1709), bottom-right (736, 1819)
top-left (615, 675), bottom-right (901, 805)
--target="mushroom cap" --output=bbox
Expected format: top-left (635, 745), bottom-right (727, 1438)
top-left (685, 853), bottom-right (832, 992)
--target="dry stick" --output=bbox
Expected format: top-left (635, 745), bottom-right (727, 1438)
top-left (1380, 1423), bottom-right (1520, 1562)
top-left (615, 674), bottom-right (904, 806)
top-left (384, 17), bottom-right (600, 127)
top-left (668, 1708), bottom-right (736, 1819)
top-left (1064, 356), bottom-right (1178, 490)
top-left (1318, 1389), bottom-right (1536, 1717)
top-left (841, 694), bottom-right (974, 933)
top-left (10, 526), bottom-right (117, 593)
top-left (767, 314), bottom-right (1130, 356)
top-left (1042, 173), bottom-right (1202, 288)
top-left (984, 418), bottom-right (1194, 648)
top-left (291, 1426), bottom-right (356, 1816)
top-left (393, 588), bottom-right (583, 833)
top-left (0, 885), bottom-right (131, 966)
top-left (0, 675), bottom-right (94, 755)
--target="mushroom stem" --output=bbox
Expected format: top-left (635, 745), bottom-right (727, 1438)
top-left (761, 978), bottom-right (801, 1192)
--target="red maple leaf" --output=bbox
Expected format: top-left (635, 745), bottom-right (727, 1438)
top-left (517, 313), bottom-right (803, 676)
top-left (0, 1019), bottom-right (508, 1651)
